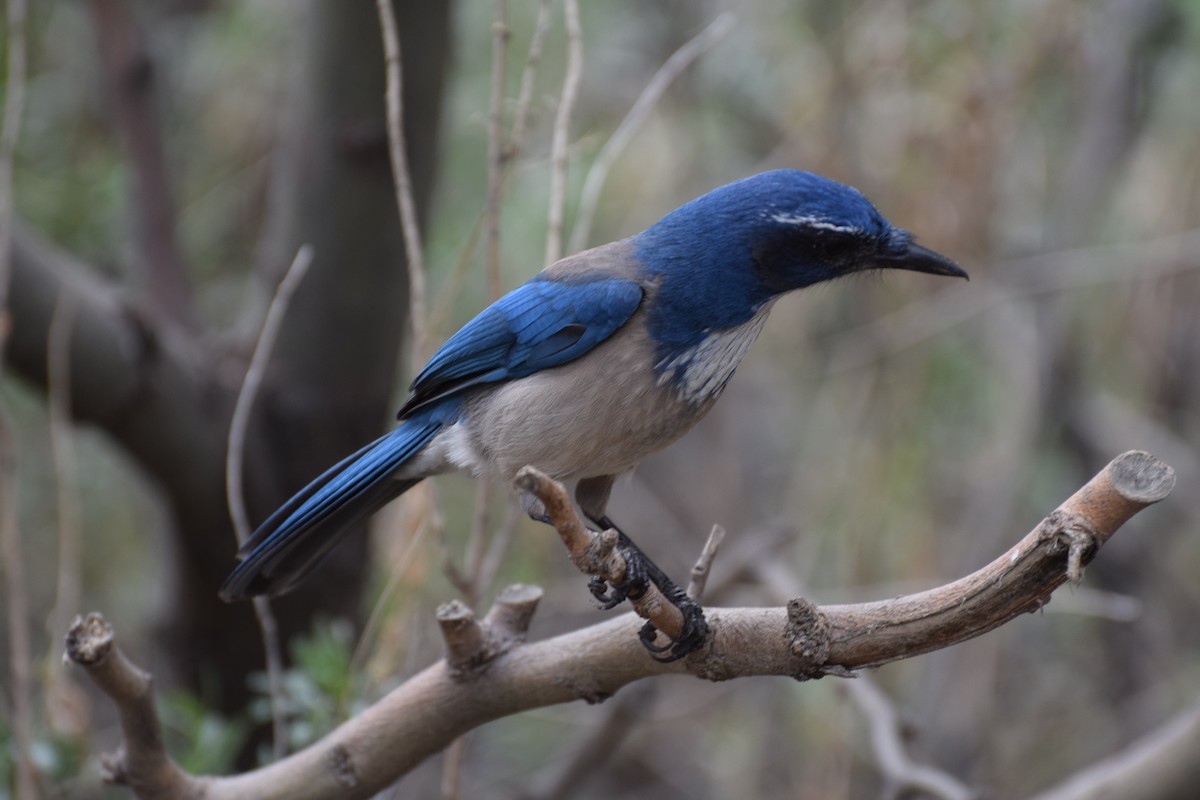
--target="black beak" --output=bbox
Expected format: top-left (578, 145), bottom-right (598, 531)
top-left (877, 241), bottom-right (968, 280)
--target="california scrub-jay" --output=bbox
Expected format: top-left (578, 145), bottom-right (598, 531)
top-left (221, 169), bottom-right (966, 660)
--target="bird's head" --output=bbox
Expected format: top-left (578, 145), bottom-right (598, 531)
top-left (638, 169), bottom-right (966, 302)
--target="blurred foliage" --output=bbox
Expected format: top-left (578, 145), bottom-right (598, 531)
top-left (4, 0), bottom-right (1200, 798)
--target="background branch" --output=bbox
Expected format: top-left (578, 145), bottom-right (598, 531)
top-left (87, 0), bottom-right (193, 327)
top-left (0, 0), bottom-right (34, 794)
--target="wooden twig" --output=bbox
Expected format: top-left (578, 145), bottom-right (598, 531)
top-left (0, 0), bottom-right (33, 794)
top-left (0, 405), bottom-right (33, 799)
top-left (843, 676), bottom-right (978, 800)
top-left (375, 0), bottom-right (428, 365)
top-left (568, 12), bottom-right (735, 253)
top-left (226, 244), bottom-right (313, 546)
top-left (506, 0), bottom-right (554, 163)
top-left (68, 451), bottom-right (1173, 799)
top-left (87, 0), bottom-right (193, 327)
top-left (43, 288), bottom-right (88, 737)
top-left (686, 524), bottom-right (726, 602)
top-left (544, 0), bottom-right (582, 266)
top-left (1028, 694), bottom-right (1200, 800)
top-left (225, 244), bottom-right (313, 759)
top-left (484, 0), bottom-right (510, 302)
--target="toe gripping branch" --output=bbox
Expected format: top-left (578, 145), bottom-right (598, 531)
top-left (514, 467), bottom-right (710, 662)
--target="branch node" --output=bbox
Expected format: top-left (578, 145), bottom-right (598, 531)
top-left (437, 600), bottom-right (489, 676)
top-left (483, 583), bottom-right (544, 643)
top-left (785, 597), bottom-right (834, 680)
top-left (592, 527), bottom-right (618, 562)
top-left (1061, 527), bottom-right (1097, 585)
top-left (99, 749), bottom-right (128, 785)
top-left (328, 743), bottom-right (360, 790)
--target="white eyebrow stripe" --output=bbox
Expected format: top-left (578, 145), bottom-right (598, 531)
top-left (769, 212), bottom-right (860, 234)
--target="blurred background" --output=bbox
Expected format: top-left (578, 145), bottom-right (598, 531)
top-left (2, 0), bottom-right (1199, 797)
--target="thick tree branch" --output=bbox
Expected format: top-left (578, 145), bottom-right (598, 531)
top-left (68, 450), bottom-right (1172, 799)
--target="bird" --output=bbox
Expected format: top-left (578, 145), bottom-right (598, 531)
top-left (220, 169), bottom-right (967, 660)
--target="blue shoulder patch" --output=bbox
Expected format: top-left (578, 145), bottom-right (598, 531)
top-left (398, 277), bottom-right (643, 417)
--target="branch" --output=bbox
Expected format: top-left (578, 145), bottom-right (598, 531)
top-left (375, 0), bottom-right (428, 365)
top-left (1028, 694), bottom-right (1200, 800)
top-left (842, 676), bottom-right (977, 800)
top-left (68, 451), bottom-right (1173, 799)
top-left (544, 0), bottom-right (582, 266)
top-left (0, 0), bottom-right (35, 794)
top-left (568, 12), bottom-right (735, 253)
top-left (484, 0), bottom-right (510, 302)
top-left (64, 614), bottom-right (203, 800)
top-left (87, 0), bottom-right (194, 326)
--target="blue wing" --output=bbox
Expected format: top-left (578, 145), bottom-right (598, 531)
top-left (398, 276), bottom-right (644, 418)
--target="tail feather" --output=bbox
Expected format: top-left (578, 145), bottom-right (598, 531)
top-left (220, 422), bottom-right (442, 601)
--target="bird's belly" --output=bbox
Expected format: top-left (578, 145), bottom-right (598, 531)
top-left (461, 364), bottom-right (712, 482)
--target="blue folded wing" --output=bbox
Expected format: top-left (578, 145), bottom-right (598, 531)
top-left (398, 276), bottom-right (643, 418)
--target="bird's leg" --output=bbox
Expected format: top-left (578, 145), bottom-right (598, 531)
top-left (587, 514), bottom-right (709, 662)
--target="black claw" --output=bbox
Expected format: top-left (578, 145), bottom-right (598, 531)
top-left (589, 575), bottom-right (625, 608)
top-left (587, 544), bottom-right (650, 609)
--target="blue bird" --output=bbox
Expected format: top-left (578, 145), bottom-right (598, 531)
top-left (221, 169), bottom-right (966, 660)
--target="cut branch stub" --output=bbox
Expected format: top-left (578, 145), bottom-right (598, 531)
top-left (483, 583), bottom-right (543, 643)
top-left (65, 614), bottom-right (201, 799)
top-left (436, 600), bottom-right (487, 675)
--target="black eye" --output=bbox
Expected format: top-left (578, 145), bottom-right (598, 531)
top-left (803, 230), bottom-right (863, 267)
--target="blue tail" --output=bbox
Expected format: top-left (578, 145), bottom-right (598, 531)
top-left (220, 420), bottom-right (443, 600)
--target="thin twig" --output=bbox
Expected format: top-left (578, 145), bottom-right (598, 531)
top-left (568, 12), bottom-right (735, 253)
top-left (0, 410), bottom-right (33, 799)
top-left (226, 244), bottom-right (313, 760)
top-left (544, 0), bottom-right (583, 266)
top-left (686, 524), bottom-right (726, 602)
top-left (0, 0), bottom-right (27, 319)
top-left (44, 289), bottom-right (86, 733)
top-left (442, 735), bottom-right (469, 800)
top-left (0, 0), bottom-right (33, 794)
top-left (376, 0), bottom-right (428, 364)
top-left (843, 677), bottom-right (978, 800)
top-left (46, 291), bottom-right (81, 628)
top-left (226, 245), bottom-right (314, 545)
top-left (464, 480), bottom-right (494, 605)
top-left (506, 0), bottom-right (554, 163)
top-left (476, 494), bottom-right (520, 596)
top-left (484, 0), bottom-right (510, 302)
top-left (347, 500), bottom-right (434, 686)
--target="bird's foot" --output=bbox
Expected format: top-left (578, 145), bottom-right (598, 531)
top-left (587, 545), bottom-right (649, 609)
top-left (588, 547), bottom-right (708, 661)
top-left (638, 589), bottom-right (709, 663)
top-left (582, 514), bottom-right (709, 660)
